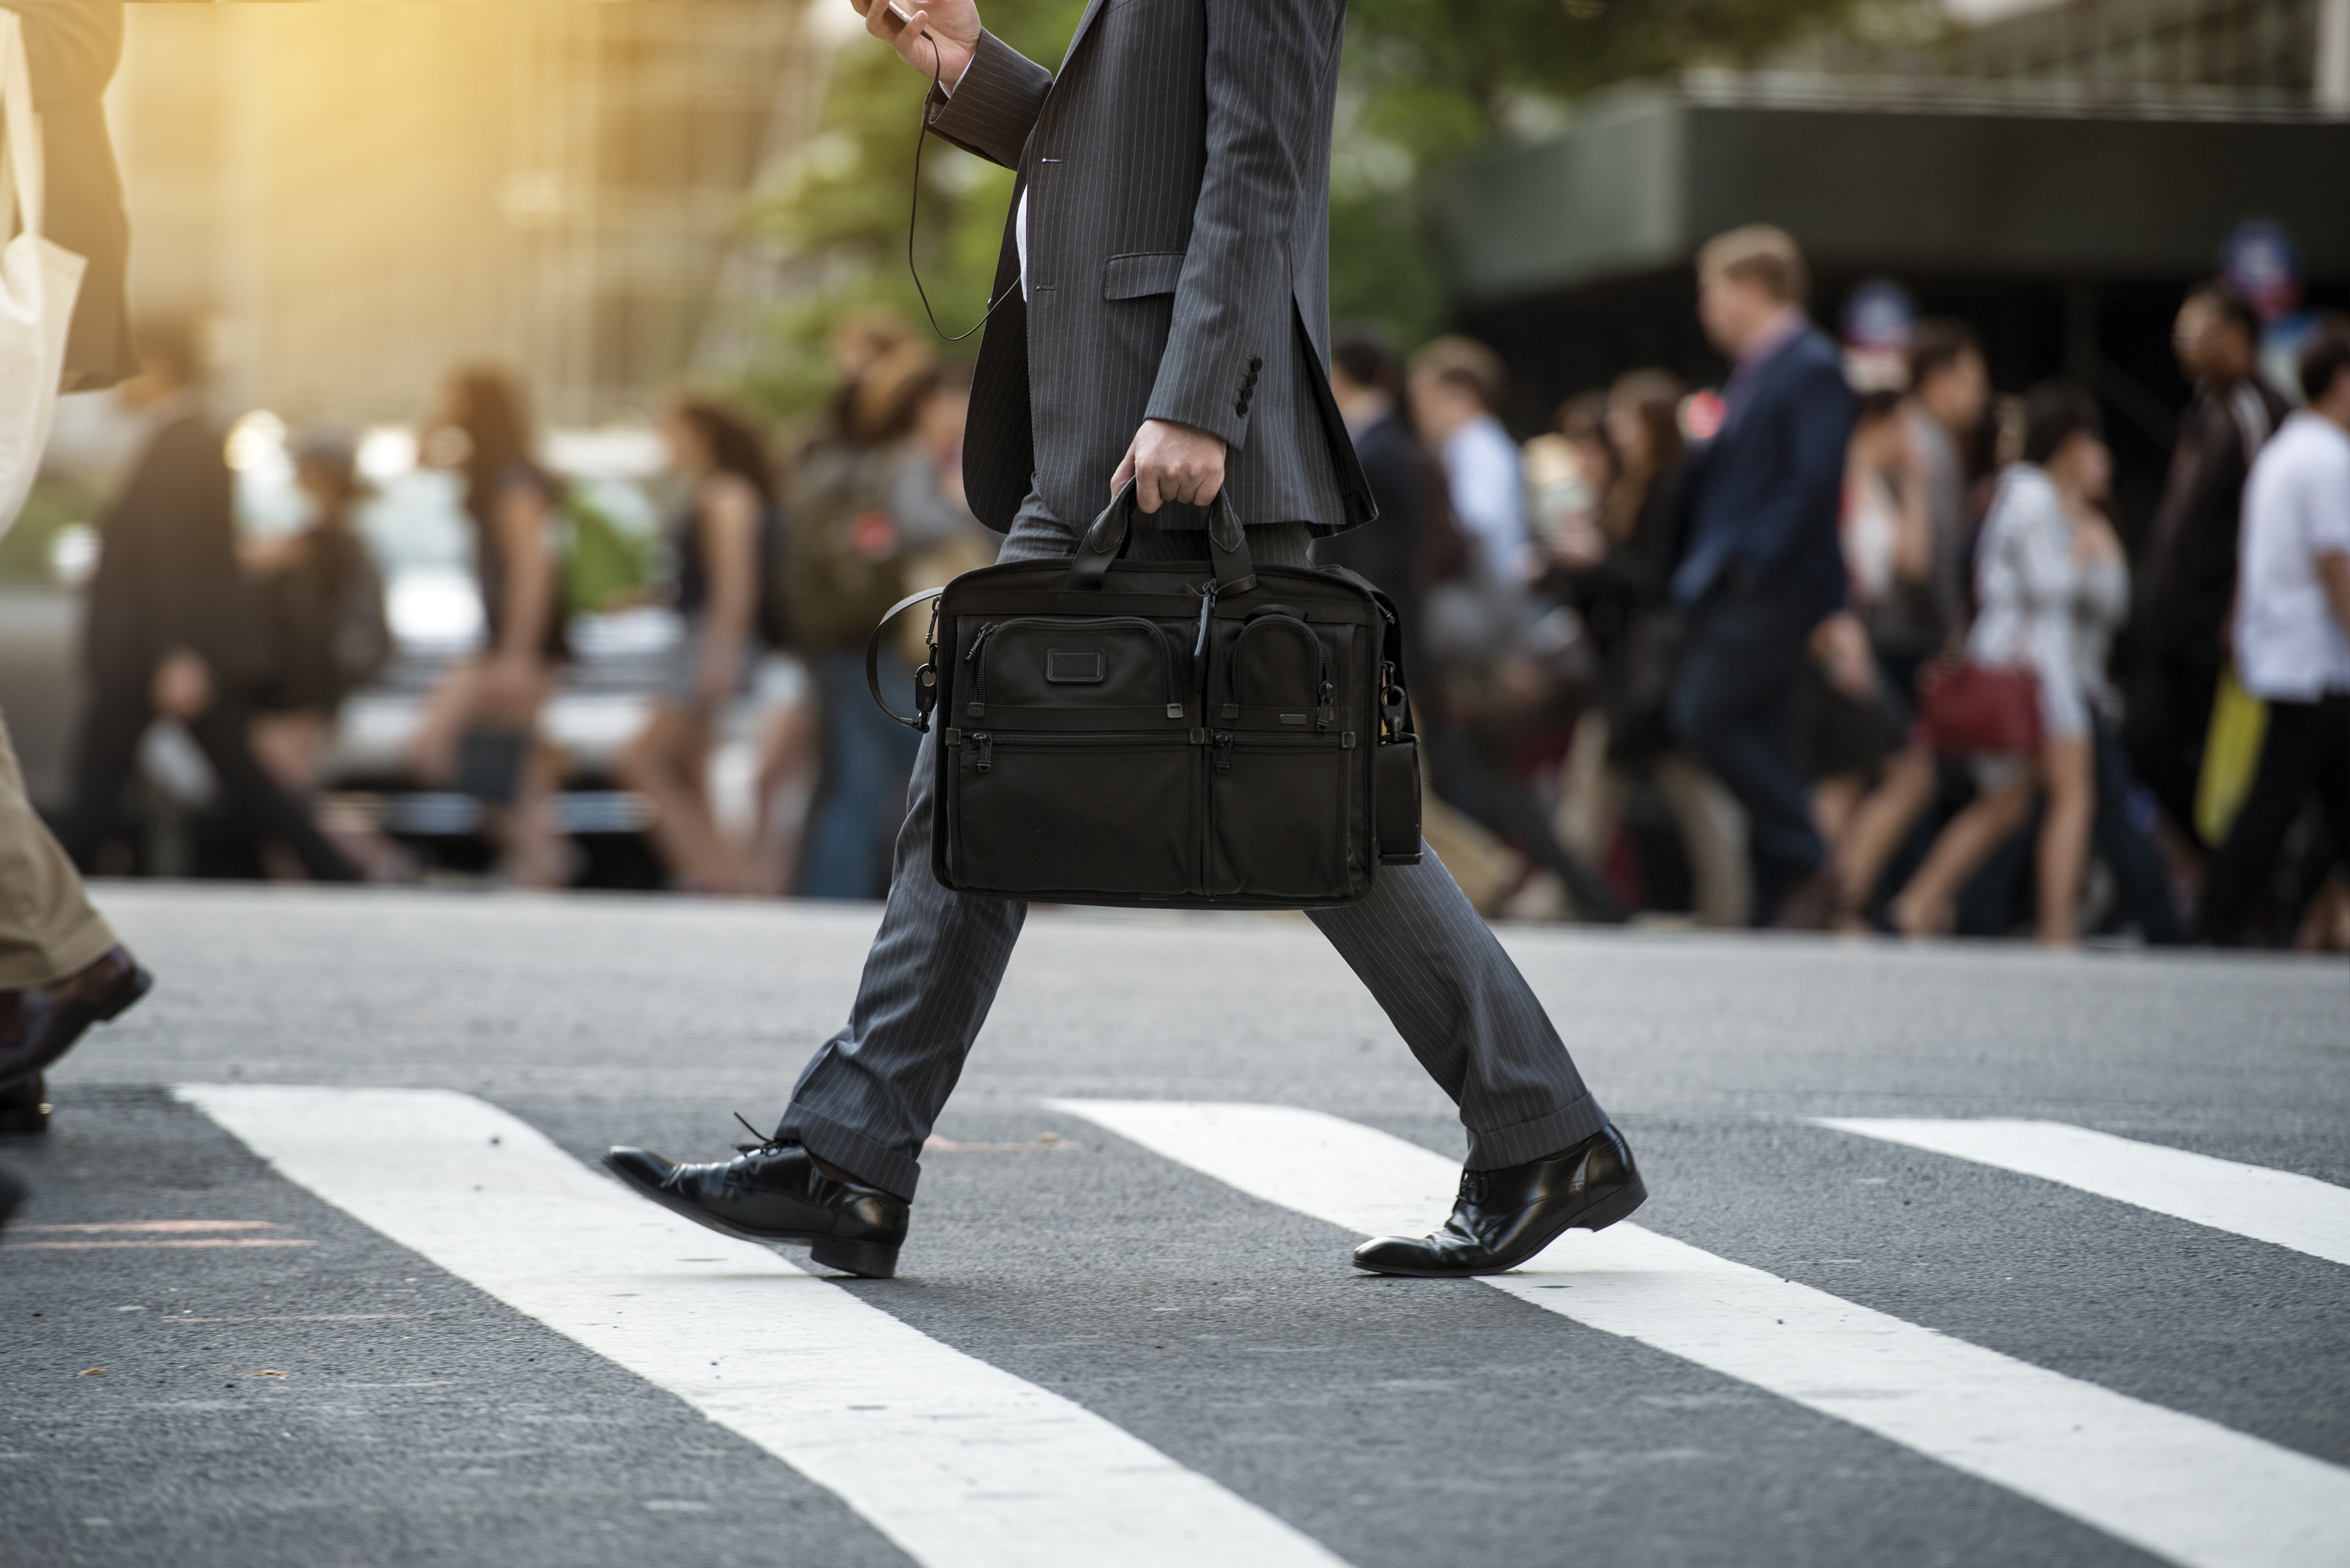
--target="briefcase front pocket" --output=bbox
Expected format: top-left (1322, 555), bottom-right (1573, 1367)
top-left (1208, 732), bottom-right (1356, 899)
top-left (963, 616), bottom-right (1189, 722)
top-left (949, 729), bottom-right (1198, 897)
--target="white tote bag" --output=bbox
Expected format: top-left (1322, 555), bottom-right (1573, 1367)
top-left (0, 10), bottom-right (88, 539)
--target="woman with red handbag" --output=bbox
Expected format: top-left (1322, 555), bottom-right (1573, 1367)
top-left (1887, 384), bottom-right (2126, 944)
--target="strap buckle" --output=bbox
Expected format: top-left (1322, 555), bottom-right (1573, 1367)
top-left (865, 585), bottom-right (949, 732)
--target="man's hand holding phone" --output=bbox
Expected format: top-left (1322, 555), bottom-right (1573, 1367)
top-left (853, 0), bottom-right (981, 86)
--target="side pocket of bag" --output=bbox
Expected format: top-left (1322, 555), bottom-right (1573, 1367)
top-left (1374, 736), bottom-right (1422, 866)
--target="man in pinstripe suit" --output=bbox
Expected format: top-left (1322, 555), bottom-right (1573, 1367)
top-left (604, 0), bottom-right (1646, 1281)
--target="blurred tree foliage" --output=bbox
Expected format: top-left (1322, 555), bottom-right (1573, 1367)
top-left (1329, 0), bottom-right (1862, 340)
top-left (741, 0), bottom-right (1085, 421)
top-left (744, 0), bottom-right (1855, 420)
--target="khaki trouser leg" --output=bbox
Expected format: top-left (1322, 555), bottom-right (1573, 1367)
top-left (1655, 752), bottom-right (1752, 930)
top-left (0, 708), bottom-right (116, 990)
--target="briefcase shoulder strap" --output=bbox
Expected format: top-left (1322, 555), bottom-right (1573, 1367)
top-left (865, 584), bottom-right (946, 732)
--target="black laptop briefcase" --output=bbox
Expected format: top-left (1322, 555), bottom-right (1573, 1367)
top-left (865, 485), bottom-right (1421, 910)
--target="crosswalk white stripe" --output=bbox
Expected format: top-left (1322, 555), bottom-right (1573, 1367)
top-left (178, 1085), bottom-right (1353, 1568)
top-left (1049, 1099), bottom-right (2350, 1568)
top-left (1816, 1118), bottom-right (2350, 1268)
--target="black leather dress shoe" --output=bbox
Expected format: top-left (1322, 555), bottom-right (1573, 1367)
top-left (0, 946), bottom-right (153, 1090)
top-left (1352, 1125), bottom-right (1646, 1278)
top-left (602, 1141), bottom-right (908, 1278)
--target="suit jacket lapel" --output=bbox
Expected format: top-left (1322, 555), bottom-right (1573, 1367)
top-left (1058, 0), bottom-right (1112, 76)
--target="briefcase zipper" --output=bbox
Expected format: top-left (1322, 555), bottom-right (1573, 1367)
top-left (965, 730), bottom-right (1205, 777)
top-left (1210, 730), bottom-right (1354, 774)
top-left (1218, 731), bottom-right (1355, 749)
top-left (964, 616), bottom-right (1185, 720)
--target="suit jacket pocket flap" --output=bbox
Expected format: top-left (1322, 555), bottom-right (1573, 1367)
top-left (1102, 251), bottom-right (1186, 301)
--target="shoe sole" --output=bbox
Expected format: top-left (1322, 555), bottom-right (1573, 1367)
top-left (1353, 1173), bottom-right (1649, 1279)
top-left (597, 1152), bottom-right (900, 1280)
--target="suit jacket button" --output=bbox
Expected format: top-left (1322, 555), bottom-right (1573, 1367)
top-left (1234, 400), bottom-right (1247, 416)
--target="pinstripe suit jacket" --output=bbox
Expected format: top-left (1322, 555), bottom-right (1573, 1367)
top-left (926, 0), bottom-right (1374, 538)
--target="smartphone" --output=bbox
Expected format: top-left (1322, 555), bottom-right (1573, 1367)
top-left (884, 1), bottom-right (913, 19)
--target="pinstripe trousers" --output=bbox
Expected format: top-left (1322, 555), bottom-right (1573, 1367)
top-left (778, 490), bottom-right (1609, 1199)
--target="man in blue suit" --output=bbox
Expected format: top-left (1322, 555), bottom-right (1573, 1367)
top-left (1668, 227), bottom-right (1857, 926)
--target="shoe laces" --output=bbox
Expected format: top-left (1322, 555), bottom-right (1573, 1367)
top-left (1457, 1169), bottom-right (1487, 1207)
top-left (731, 1111), bottom-right (789, 1156)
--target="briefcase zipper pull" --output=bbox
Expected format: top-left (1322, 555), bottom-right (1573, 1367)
top-left (1212, 731), bottom-right (1233, 773)
top-left (1316, 678), bottom-right (1336, 732)
top-left (964, 622), bottom-right (999, 718)
top-left (1192, 583), bottom-right (1217, 660)
top-left (966, 730), bottom-right (993, 772)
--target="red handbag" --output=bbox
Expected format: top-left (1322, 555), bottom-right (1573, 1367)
top-left (1913, 661), bottom-right (2043, 756)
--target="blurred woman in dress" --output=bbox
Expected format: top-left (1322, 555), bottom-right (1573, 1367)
top-left (617, 399), bottom-right (775, 894)
top-left (409, 367), bottom-right (570, 888)
top-left (1887, 383), bottom-right (2123, 946)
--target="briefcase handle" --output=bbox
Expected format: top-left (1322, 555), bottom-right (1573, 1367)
top-left (1067, 481), bottom-right (1257, 596)
top-left (866, 584), bottom-right (947, 734)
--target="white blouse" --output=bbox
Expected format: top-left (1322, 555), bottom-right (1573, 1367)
top-left (1967, 464), bottom-right (2128, 739)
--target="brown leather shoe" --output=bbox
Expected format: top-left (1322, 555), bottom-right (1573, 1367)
top-left (0, 947), bottom-right (153, 1089)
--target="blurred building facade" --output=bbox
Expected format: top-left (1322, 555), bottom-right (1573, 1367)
top-left (1435, 0), bottom-right (2349, 544)
top-left (1942, 0), bottom-right (2348, 102)
top-left (108, 0), bottom-right (818, 427)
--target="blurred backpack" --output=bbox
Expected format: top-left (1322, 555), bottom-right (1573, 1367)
top-left (558, 482), bottom-right (655, 619)
top-left (786, 438), bottom-right (911, 654)
top-left (254, 524), bottom-right (391, 711)
top-left (327, 531), bottom-right (393, 693)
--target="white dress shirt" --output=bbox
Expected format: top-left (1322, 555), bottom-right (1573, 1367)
top-left (1441, 415), bottom-right (1531, 585)
top-left (2236, 411), bottom-right (2350, 701)
top-left (943, 57), bottom-right (1028, 301)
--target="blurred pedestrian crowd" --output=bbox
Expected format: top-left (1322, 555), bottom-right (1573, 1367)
top-left (47, 309), bottom-right (991, 905)
top-left (1317, 226), bottom-right (2350, 951)
top-left (37, 233), bottom-right (2350, 951)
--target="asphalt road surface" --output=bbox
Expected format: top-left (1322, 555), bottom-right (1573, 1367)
top-left (4, 885), bottom-right (2345, 1568)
